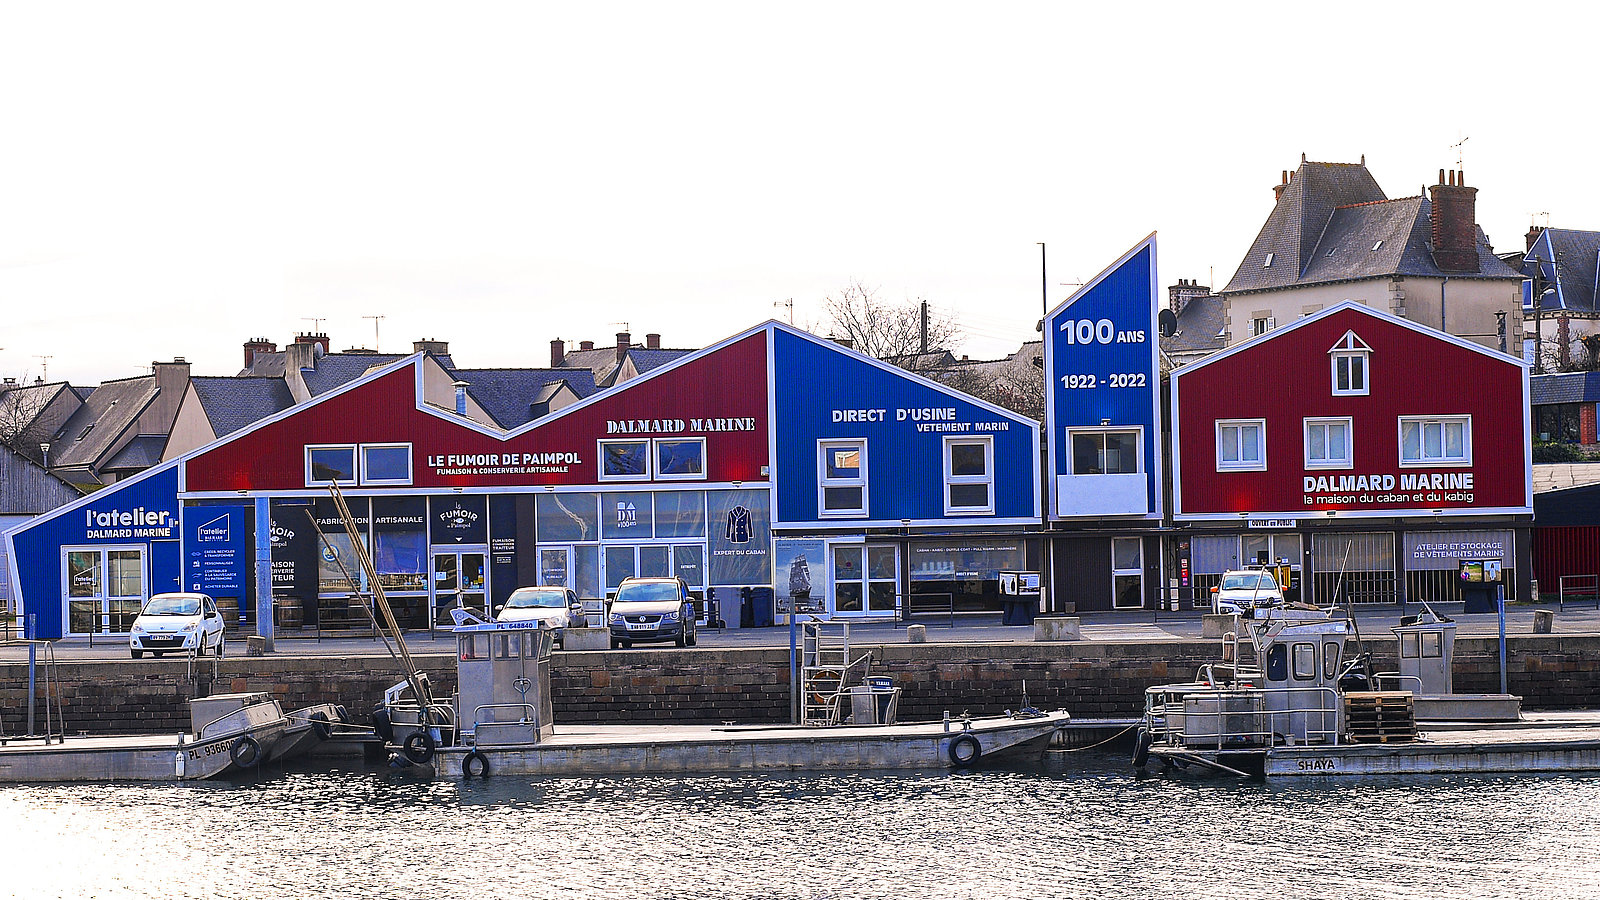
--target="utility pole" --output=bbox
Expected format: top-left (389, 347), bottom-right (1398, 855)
top-left (364, 315), bottom-right (385, 352)
top-left (920, 300), bottom-right (929, 355)
top-left (1037, 242), bottom-right (1053, 614)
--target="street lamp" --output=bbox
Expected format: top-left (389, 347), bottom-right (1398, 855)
top-left (39, 441), bottom-right (49, 469)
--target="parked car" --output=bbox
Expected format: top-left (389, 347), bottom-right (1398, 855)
top-left (130, 592), bottom-right (225, 658)
top-left (1211, 569), bottom-right (1285, 616)
top-left (608, 576), bottom-right (697, 649)
top-left (495, 586), bottom-right (584, 646)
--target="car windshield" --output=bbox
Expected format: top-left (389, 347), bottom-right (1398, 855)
top-left (142, 596), bottom-right (202, 616)
top-left (506, 589), bottom-right (567, 609)
top-left (614, 582), bottom-right (680, 604)
top-left (1221, 573), bottom-right (1277, 592)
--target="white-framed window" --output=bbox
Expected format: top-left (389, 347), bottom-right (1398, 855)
top-left (653, 438), bottom-right (706, 481)
top-left (1070, 429), bottom-right (1140, 475)
top-left (1216, 419), bottom-right (1266, 471)
top-left (1252, 316), bottom-right (1276, 336)
top-left (361, 443), bottom-right (413, 485)
top-left (818, 440), bottom-right (867, 517)
top-left (1330, 331), bottom-right (1371, 396)
top-left (599, 439), bottom-right (650, 481)
top-left (1304, 418), bottom-right (1353, 469)
top-left (1400, 416), bottom-right (1471, 466)
top-left (943, 436), bottom-right (994, 515)
top-left (306, 444), bottom-right (357, 486)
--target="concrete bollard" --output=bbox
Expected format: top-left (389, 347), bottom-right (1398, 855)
top-left (1201, 614), bottom-right (1240, 639)
top-left (245, 635), bottom-right (267, 657)
top-left (1533, 609), bottom-right (1554, 634)
top-left (562, 627), bottom-right (611, 651)
top-left (1034, 616), bottom-right (1080, 641)
top-left (907, 624), bottom-right (926, 643)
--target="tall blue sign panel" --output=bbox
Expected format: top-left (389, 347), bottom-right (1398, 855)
top-left (4, 464), bottom-right (183, 639)
top-left (772, 328), bottom-right (1039, 526)
top-left (1044, 235), bottom-right (1163, 520)
top-left (183, 504), bottom-right (251, 595)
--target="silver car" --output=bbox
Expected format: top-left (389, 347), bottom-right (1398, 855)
top-left (608, 576), bottom-right (697, 649)
top-left (496, 587), bottom-right (584, 646)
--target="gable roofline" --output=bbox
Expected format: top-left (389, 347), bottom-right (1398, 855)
top-left (1171, 300), bottom-right (1528, 380)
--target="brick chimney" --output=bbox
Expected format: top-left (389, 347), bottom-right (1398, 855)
top-left (550, 339), bottom-right (565, 367)
top-left (646, 333), bottom-right (661, 350)
top-left (579, 340), bottom-right (594, 351)
top-left (615, 331), bottom-right (631, 365)
top-left (1167, 278), bottom-right (1211, 317)
top-left (1273, 169), bottom-right (1292, 202)
top-left (1527, 225), bottom-right (1545, 253)
top-left (1429, 169), bottom-right (1480, 273)
top-left (243, 337), bottom-right (276, 369)
top-left (412, 338), bottom-right (449, 356)
top-left (294, 332), bottom-right (331, 354)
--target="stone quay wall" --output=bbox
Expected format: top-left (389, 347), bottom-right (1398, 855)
top-left (2, 635), bottom-right (1597, 736)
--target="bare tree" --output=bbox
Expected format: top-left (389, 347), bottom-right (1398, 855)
top-left (822, 280), bottom-right (962, 364)
top-left (0, 379), bottom-right (50, 464)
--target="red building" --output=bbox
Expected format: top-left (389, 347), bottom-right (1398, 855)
top-left (1171, 302), bottom-right (1532, 606)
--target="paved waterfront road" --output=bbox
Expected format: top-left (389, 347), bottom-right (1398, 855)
top-left (3, 601), bottom-right (1597, 663)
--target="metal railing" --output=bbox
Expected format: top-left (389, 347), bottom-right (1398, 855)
top-left (1145, 685), bottom-right (1343, 751)
top-left (897, 591), bottom-right (955, 627)
top-left (1558, 574), bottom-right (1600, 611)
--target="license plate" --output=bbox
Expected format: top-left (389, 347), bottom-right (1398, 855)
top-left (626, 623), bottom-right (655, 632)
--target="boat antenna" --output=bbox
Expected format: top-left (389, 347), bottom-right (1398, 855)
top-left (1333, 539), bottom-right (1369, 669)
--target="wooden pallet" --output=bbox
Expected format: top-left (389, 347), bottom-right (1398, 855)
top-left (1345, 691), bottom-right (1417, 743)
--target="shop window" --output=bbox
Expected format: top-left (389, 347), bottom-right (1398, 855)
top-left (654, 438), bottom-right (706, 480)
top-left (306, 445), bottom-right (357, 485)
top-left (943, 437), bottom-right (994, 515)
top-left (1071, 430), bottom-right (1140, 475)
top-left (1112, 537), bottom-right (1142, 609)
top-left (599, 440), bottom-right (650, 480)
top-left (1400, 416), bottom-right (1470, 466)
top-left (361, 443), bottom-right (412, 485)
top-left (1304, 418), bottom-right (1353, 469)
top-left (1216, 420), bottom-right (1265, 471)
top-left (374, 530), bottom-right (426, 590)
top-left (1330, 331), bottom-right (1371, 396)
top-left (818, 440), bottom-right (867, 517)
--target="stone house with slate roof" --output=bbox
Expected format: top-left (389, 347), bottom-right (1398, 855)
top-left (1219, 157), bottom-right (1524, 352)
top-left (0, 379), bottom-right (84, 467)
top-left (1521, 227), bottom-right (1600, 372)
top-left (548, 331), bottom-right (693, 388)
top-left (46, 359), bottom-right (191, 488)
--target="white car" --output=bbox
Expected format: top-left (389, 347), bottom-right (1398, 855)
top-left (495, 587), bottom-right (584, 646)
top-left (1211, 569), bottom-right (1285, 616)
top-left (130, 592), bottom-right (226, 658)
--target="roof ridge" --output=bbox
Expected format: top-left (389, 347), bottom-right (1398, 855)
top-left (1336, 197), bottom-right (1418, 210)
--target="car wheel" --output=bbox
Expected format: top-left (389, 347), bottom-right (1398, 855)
top-left (131, 650), bottom-right (143, 659)
top-left (216, 636), bottom-right (225, 658)
top-left (621, 640), bottom-right (631, 649)
top-left (610, 638), bottom-right (621, 650)
top-left (687, 622), bottom-right (697, 647)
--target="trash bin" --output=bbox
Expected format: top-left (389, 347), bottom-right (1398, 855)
top-left (749, 587), bottom-right (775, 627)
top-left (1001, 597), bottom-right (1037, 626)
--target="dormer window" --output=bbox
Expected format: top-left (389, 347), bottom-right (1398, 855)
top-left (1371, 240), bottom-right (1384, 251)
top-left (1330, 330), bottom-right (1371, 396)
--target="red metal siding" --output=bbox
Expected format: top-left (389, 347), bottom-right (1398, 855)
top-left (1532, 526), bottom-right (1600, 589)
top-left (183, 334), bottom-right (770, 492)
top-left (1175, 307), bottom-right (1528, 516)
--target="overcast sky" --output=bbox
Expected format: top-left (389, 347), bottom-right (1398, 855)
top-left (1, 2), bottom-right (1590, 386)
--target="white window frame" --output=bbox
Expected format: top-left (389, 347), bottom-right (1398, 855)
top-left (818, 439), bottom-right (867, 518)
top-left (1068, 428), bottom-right (1143, 475)
top-left (1304, 417), bottom-right (1353, 470)
top-left (360, 442), bottom-right (414, 486)
top-left (652, 437), bottom-right (706, 482)
top-left (1399, 416), bottom-right (1472, 467)
top-left (1216, 419), bottom-right (1266, 472)
top-left (1329, 331), bottom-right (1372, 397)
top-left (598, 439), bottom-right (652, 482)
top-left (305, 444), bottom-right (358, 487)
top-left (942, 436), bottom-right (994, 516)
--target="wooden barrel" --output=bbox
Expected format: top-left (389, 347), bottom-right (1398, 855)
top-left (219, 602), bottom-right (241, 632)
top-left (275, 597), bottom-right (303, 630)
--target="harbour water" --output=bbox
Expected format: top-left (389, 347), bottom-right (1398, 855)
top-left (2, 753), bottom-right (1598, 900)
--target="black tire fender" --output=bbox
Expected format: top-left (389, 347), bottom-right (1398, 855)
top-left (230, 735), bottom-right (262, 768)
top-left (462, 750), bottom-right (491, 778)
top-left (1132, 726), bottom-right (1153, 769)
top-left (309, 711), bottom-right (332, 742)
top-left (402, 729), bottom-right (437, 764)
top-left (371, 707), bottom-right (394, 743)
top-left (948, 733), bottom-right (982, 767)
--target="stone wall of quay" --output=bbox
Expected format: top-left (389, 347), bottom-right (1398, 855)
top-left (2, 635), bottom-right (1598, 735)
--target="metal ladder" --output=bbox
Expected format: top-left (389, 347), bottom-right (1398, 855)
top-left (798, 621), bottom-right (872, 725)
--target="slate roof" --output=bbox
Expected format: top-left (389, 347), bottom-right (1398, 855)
top-left (1524, 228), bottom-right (1600, 312)
top-left (1161, 294), bottom-right (1228, 358)
top-left (48, 376), bottom-right (157, 471)
top-left (189, 376), bottom-right (296, 438)
top-left (1530, 371), bottom-right (1600, 406)
top-left (300, 353), bottom-right (411, 396)
top-left (627, 348), bottom-right (695, 374)
top-left (451, 368), bottom-right (598, 428)
top-left (1224, 160), bottom-right (1522, 295)
top-left (0, 381), bottom-right (76, 432)
top-left (102, 435), bottom-right (167, 472)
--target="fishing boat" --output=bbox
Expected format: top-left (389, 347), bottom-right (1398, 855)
top-left (1133, 603), bottom-right (1600, 778)
top-left (379, 615), bottom-right (1069, 778)
top-left (0, 690), bottom-right (296, 782)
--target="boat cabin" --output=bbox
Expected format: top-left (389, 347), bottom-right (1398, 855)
top-left (454, 620), bottom-right (556, 747)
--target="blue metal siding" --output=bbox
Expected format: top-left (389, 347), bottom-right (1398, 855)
top-left (772, 330), bottom-right (1038, 524)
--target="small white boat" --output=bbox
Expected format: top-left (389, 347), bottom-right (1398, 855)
top-left (0, 691), bottom-right (294, 782)
top-left (380, 617), bottom-right (1069, 778)
top-left (1134, 604), bottom-right (1600, 778)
